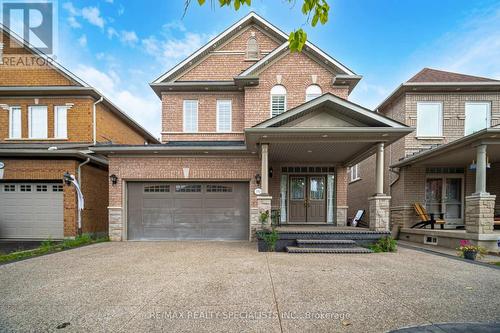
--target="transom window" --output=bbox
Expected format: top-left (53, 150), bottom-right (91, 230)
top-left (54, 106), bottom-right (69, 139)
top-left (9, 106), bottom-right (22, 139)
top-left (305, 84), bottom-right (322, 102)
top-left (216, 100), bottom-right (232, 133)
top-left (270, 85), bottom-right (287, 117)
top-left (36, 185), bottom-right (48, 192)
top-left (350, 164), bottom-right (360, 182)
top-left (207, 184), bottom-right (233, 193)
top-left (465, 102), bottom-right (491, 136)
top-left (183, 100), bottom-right (198, 133)
top-left (52, 185), bottom-right (64, 192)
top-left (4, 184), bottom-right (16, 192)
top-left (144, 184), bottom-right (170, 193)
top-left (246, 37), bottom-right (259, 60)
top-left (416, 102), bottom-right (442, 137)
top-left (175, 184), bottom-right (202, 193)
top-left (28, 105), bottom-right (48, 139)
top-left (20, 185), bottom-right (32, 192)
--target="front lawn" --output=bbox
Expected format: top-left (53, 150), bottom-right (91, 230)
top-left (0, 234), bottom-right (109, 264)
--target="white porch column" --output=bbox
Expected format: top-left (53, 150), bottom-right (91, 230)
top-left (261, 143), bottom-right (269, 194)
top-left (375, 142), bottom-right (384, 195)
top-left (474, 144), bottom-right (488, 195)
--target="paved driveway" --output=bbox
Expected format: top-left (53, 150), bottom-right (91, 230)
top-left (0, 242), bottom-right (499, 332)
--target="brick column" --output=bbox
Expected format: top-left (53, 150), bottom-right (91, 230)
top-left (369, 195), bottom-right (391, 231)
top-left (465, 194), bottom-right (496, 234)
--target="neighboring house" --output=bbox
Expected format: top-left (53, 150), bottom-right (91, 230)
top-left (93, 12), bottom-right (412, 241)
top-left (348, 68), bottom-right (500, 251)
top-left (0, 27), bottom-right (158, 240)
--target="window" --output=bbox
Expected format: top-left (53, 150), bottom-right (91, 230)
top-left (183, 100), bottom-right (198, 133)
top-left (246, 37), bottom-right (259, 59)
top-left (350, 164), bottom-right (360, 182)
top-left (28, 105), bottom-right (48, 139)
top-left (20, 185), bottom-right (32, 192)
top-left (305, 84), bottom-right (322, 102)
top-left (206, 184), bottom-right (233, 193)
top-left (52, 185), bottom-right (64, 192)
top-left (9, 106), bottom-right (22, 139)
top-left (270, 85), bottom-right (287, 117)
top-left (465, 102), bottom-right (491, 135)
top-left (416, 102), bottom-right (442, 137)
top-left (3, 184), bottom-right (16, 192)
top-left (54, 106), bottom-right (68, 139)
top-left (144, 184), bottom-right (169, 193)
top-left (36, 185), bottom-right (48, 192)
top-left (216, 100), bottom-right (232, 132)
top-left (175, 184), bottom-right (202, 192)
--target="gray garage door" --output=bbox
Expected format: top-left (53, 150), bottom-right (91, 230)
top-left (0, 183), bottom-right (64, 239)
top-left (127, 182), bottom-right (249, 240)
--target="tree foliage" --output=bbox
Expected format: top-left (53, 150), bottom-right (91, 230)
top-left (189, 0), bottom-right (331, 52)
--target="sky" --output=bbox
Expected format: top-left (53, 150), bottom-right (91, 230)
top-left (49, 0), bottom-right (500, 138)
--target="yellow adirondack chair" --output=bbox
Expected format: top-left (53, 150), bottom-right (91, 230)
top-left (412, 203), bottom-right (445, 229)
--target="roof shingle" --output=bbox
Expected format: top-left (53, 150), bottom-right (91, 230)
top-left (407, 68), bottom-right (499, 83)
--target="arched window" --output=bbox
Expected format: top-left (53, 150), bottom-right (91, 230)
top-left (270, 85), bottom-right (287, 117)
top-left (305, 84), bottom-right (322, 102)
top-left (246, 37), bottom-right (259, 60)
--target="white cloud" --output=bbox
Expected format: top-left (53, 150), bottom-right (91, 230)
top-left (120, 30), bottom-right (138, 45)
top-left (81, 7), bottom-right (105, 28)
top-left (78, 34), bottom-right (87, 47)
top-left (107, 27), bottom-right (119, 39)
top-left (73, 65), bottom-right (161, 137)
top-left (67, 16), bottom-right (81, 28)
top-left (117, 4), bottom-right (125, 16)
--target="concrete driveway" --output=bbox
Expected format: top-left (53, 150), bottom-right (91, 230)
top-left (0, 242), bottom-right (499, 333)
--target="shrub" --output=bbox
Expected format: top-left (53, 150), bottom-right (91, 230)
top-left (370, 236), bottom-right (397, 253)
top-left (257, 228), bottom-right (279, 252)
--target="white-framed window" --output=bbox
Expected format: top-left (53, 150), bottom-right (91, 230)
top-left (465, 102), bottom-right (491, 136)
top-left (9, 106), bottom-right (22, 139)
top-left (28, 105), bottom-right (48, 139)
top-left (416, 102), bottom-right (443, 138)
top-left (216, 100), bottom-right (232, 133)
top-left (305, 84), bottom-right (322, 102)
top-left (270, 85), bottom-right (287, 117)
top-left (350, 164), bottom-right (360, 182)
top-left (183, 100), bottom-right (198, 133)
top-left (246, 37), bottom-right (259, 60)
top-left (54, 106), bottom-right (68, 139)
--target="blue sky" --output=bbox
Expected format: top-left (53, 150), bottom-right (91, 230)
top-left (53, 0), bottom-right (500, 138)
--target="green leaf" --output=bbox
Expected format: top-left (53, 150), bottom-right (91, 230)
top-left (197, 0), bottom-right (206, 5)
top-left (234, 0), bottom-right (240, 10)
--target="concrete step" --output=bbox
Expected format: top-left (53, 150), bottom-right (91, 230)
top-left (286, 246), bottom-right (373, 254)
top-left (296, 239), bottom-right (357, 248)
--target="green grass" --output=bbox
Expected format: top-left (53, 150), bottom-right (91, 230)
top-left (0, 234), bottom-right (109, 264)
top-left (492, 262), bottom-right (500, 266)
top-left (368, 236), bottom-right (398, 253)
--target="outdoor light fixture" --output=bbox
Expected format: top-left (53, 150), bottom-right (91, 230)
top-left (110, 174), bottom-right (118, 186)
top-left (255, 173), bottom-right (262, 186)
top-left (269, 167), bottom-right (273, 178)
top-left (63, 172), bottom-right (72, 186)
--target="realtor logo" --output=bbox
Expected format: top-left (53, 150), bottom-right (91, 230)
top-left (1, 0), bottom-right (57, 55)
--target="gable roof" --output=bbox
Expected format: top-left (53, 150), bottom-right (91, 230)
top-left (408, 68), bottom-right (499, 83)
top-left (0, 25), bottom-right (159, 143)
top-left (376, 68), bottom-right (500, 112)
top-left (252, 93), bottom-right (408, 129)
top-left (151, 12), bottom-right (357, 86)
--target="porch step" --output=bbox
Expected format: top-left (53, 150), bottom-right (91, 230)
top-left (296, 239), bottom-right (357, 248)
top-left (286, 246), bottom-right (373, 254)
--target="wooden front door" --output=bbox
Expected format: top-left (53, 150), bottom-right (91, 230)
top-left (288, 175), bottom-right (326, 223)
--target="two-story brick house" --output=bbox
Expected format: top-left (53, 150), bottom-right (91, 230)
top-left (348, 68), bottom-right (500, 251)
top-left (94, 12), bottom-right (412, 242)
top-left (0, 27), bottom-right (158, 240)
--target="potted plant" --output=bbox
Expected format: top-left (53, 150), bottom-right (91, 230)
top-left (256, 210), bottom-right (280, 252)
top-left (457, 240), bottom-right (487, 261)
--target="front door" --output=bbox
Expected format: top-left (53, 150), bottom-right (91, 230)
top-left (425, 176), bottom-right (463, 226)
top-left (289, 175), bottom-right (326, 223)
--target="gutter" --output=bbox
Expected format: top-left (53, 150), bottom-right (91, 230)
top-left (93, 96), bottom-right (104, 145)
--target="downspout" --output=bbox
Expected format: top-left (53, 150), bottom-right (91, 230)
top-left (76, 158), bottom-right (91, 235)
top-left (93, 96), bottom-right (104, 145)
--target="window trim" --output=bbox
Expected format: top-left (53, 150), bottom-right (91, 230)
top-left (54, 105), bottom-right (69, 139)
top-left (28, 105), bottom-right (48, 139)
top-left (416, 102), bottom-right (443, 138)
top-left (245, 36), bottom-right (259, 60)
top-left (8, 106), bottom-right (22, 139)
top-left (183, 100), bottom-right (199, 133)
top-left (216, 99), bottom-right (232, 133)
top-left (270, 85), bottom-right (287, 117)
top-left (350, 164), bottom-right (361, 183)
top-left (305, 84), bottom-right (322, 102)
top-left (464, 101), bottom-right (491, 136)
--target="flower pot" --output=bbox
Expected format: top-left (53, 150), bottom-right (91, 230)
top-left (464, 250), bottom-right (477, 261)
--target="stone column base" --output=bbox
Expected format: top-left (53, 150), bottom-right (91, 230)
top-left (369, 195), bottom-right (391, 231)
top-left (390, 205), bottom-right (417, 229)
top-left (465, 194), bottom-right (496, 234)
top-left (108, 207), bottom-right (123, 241)
top-left (335, 206), bottom-right (348, 227)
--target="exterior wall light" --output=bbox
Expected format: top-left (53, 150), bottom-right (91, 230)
top-left (269, 167), bottom-right (273, 178)
top-left (63, 172), bottom-right (72, 186)
top-left (110, 174), bottom-right (118, 185)
top-left (255, 173), bottom-right (261, 186)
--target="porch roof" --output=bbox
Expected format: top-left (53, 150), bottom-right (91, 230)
top-left (391, 127), bottom-right (500, 168)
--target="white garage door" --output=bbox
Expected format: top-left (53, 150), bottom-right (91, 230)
top-left (0, 183), bottom-right (64, 239)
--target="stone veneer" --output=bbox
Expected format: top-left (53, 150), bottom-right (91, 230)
top-left (336, 206), bottom-right (348, 227)
top-left (465, 194), bottom-right (496, 234)
top-left (369, 195), bottom-right (391, 231)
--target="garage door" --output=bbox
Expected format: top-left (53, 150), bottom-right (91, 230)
top-left (0, 183), bottom-right (64, 239)
top-left (127, 182), bottom-right (249, 240)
